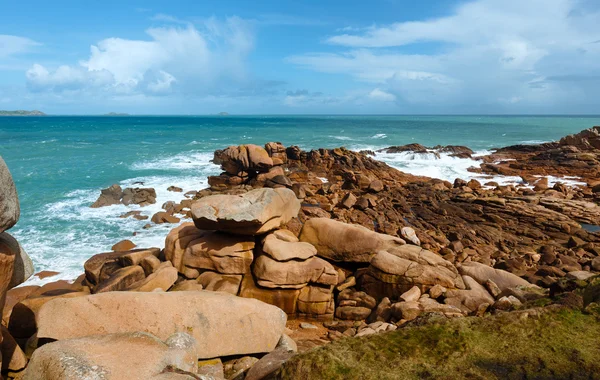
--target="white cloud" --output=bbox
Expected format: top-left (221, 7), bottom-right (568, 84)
top-left (0, 35), bottom-right (40, 58)
top-left (368, 88), bottom-right (396, 102)
top-left (290, 0), bottom-right (600, 111)
top-left (26, 17), bottom-right (255, 96)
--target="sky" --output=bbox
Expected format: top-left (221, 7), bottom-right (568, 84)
top-left (1, 0), bottom-right (600, 114)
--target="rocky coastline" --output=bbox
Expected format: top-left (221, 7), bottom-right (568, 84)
top-left (1, 127), bottom-right (600, 379)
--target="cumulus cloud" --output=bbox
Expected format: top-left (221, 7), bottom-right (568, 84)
top-left (290, 0), bottom-right (600, 111)
top-left (26, 17), bottom-right (255, 96)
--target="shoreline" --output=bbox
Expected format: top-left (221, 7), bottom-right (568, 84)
top-left (1, 126), bottom-right (600, 377)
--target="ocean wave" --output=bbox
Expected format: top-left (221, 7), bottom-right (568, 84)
top-left (328, 135), bottom-right (353, 141)
top-left (371, 133), bottom-right (387, 139)
top-left (131, 151), bottom-right (218, 171)
top-left (520, 140), bottom-right (550, 145)
top-left (15, 171), bottom-right (216, 285)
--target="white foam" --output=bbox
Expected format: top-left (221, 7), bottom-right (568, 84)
top-left (16, 154), bottom-right (221, 285)
top-left (328, 135), bottom-right (353, 141)
top-left (371, 133), bottom-right (387, 139)
top-left (131, 151), bottom-right (217, 171)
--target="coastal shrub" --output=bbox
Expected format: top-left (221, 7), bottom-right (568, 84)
top-left (276, 308), bottom-right (600, 380)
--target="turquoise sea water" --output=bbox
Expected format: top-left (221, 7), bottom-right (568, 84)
top-left (1, 115), bottom-right (599, 281)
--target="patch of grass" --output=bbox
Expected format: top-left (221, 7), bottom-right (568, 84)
top-left (276, 307), bottom-right (600, 380)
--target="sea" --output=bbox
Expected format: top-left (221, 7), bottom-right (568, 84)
top-left (1, 115), bottom-right (599, 283)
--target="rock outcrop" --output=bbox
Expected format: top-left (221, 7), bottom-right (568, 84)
top-left (35, 291), bottom-right (287, 359)
top-left (91, 185), bottom-right (156, 208)
top-left (24, 332), bottom-right (199, 380)
top-left (0, 157), bottom-right (19, 233)
top-left (191, 188), bottom-right (300, 235)
top-left (299, 218), bottom-right (405, 262)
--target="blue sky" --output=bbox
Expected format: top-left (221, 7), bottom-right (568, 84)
top-left (1, 0), bottom-right (600, 114)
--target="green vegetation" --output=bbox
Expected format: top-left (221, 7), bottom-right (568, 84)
top-left (276, 308), bottom-right (600, 380)
top-left (0, 110), bottom-right (46, 116)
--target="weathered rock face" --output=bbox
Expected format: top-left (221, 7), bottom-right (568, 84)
top-left (444, 275), bottom-right (495, 314)
top-left (0, 156), bottom-right (19, 234)
top-left (182, 231), bottom-right (255, 275)
top-left (359, 245), bottom-right (465, 300)
top-left (35, 291), bottom-right (287, 359)
top-left (458, 261), bottom-right (536, 292)
top-left (83, 248), bottom-right (161, 292)
top-left (91, 185), bottom-right (156, 208)
top-left (262, 232), bottom-right (316, 261)
top-left (192, 188), bottom-right (301, 235)
top-left (253, 254), bottom-right (338, 289)
top-left (1, 232), bottom-right (33, 288)
top-left (0, 233), bottom-right (16, 314)
top-left (24, 332), bottom-right (199, 380)
top-left (214, 144), bottom-right (274, 175)
top-left (299, 218), bottom-right (405, 262)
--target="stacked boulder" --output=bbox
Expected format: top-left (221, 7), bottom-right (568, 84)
top-left (208, 143), bottom-right (292, 190)
top-left (164, 187), bottom-right (340, 320)
top-left (0, 156), bottom-right (34, 378)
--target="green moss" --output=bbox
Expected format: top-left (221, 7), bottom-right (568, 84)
top-left (276, 308), bottom-right (600, 380)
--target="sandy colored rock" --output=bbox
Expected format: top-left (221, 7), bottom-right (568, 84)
top-left (239, 274), bottom-right (300, 314)
top-left (444, 275), bottom-right (495, 314)
top-left (262, 232), bottom-right (316, 261)
top-left (368, 246), bottom-right (465, 292)
top-left (214, 144), bottom-right (274, 175)
top-left (0, 156), bottom-right (19, 233)
top-left (297, 285), bottom-right (334, 316)
top-left (169, 280), bottom-right (204, 292)
top-left (35, 291), bottom-right (287, 359)
top-left (151, 211), bottom-right (180, 224)
top-left (1, 232), bottom-right (33, 288)
top-left (182, 231), bottom-right (254, 275)
top-left (164, 223), bottom-right (205, 272)
top-left (111, 239), bottom-right (137, 251)
top-left (93, 265), bottom-right (146, 293)
top-left (1, 325), bottom-right (27, 373)
top-left (141, 254), bottom-right (162, 275)
top-left (400, 227), bottom-right (421, 246)
top-left (245, 347), bottom-right (296, 380)
top-left (2, 285), bottom-right (39, 325)
top-left (196, 271), bottom-right (242, 295)
top-left (391, 301), bottom-right (423, 321)
top-left (119, 247), bottom-right (161, 267)
top-left (191, 188), bottom-right (300, 235)
top-left (298, 218), bottom-right (405, 262)
top-left (91, 184), bottom-right (123, 208)
top-left (458, 261), bottom-right (536, 292)
top-left (253, 254), bottom-right (338, 289)
top-left (23, 332), bottom-right (198, 380)
top-left (8, 291), bottom-right (89, 339)
top-left (400, 286), bottom-right (421, 303)
top-left (130, 263), bottom-right (178, 292)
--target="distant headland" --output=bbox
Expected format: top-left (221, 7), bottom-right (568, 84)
top-left (104, 112), bottom-right (130, 116)
top-left (0, 110), bottom-right (46, 116)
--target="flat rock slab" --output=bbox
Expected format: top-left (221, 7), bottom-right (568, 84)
top-left (24, 332), bottom-right (198, 380)
top-left (191, 188), bottom-right (300, 235)
top-left (299, 218), bottom-right (405, 262)
top-left (36, 291), bottom-right (287, 359)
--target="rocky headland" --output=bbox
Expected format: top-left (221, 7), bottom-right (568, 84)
top-left (1, 127), bottom-right (600, 379)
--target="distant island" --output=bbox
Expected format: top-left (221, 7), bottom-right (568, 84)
top-left (0, 110), bottom-right (46, 116)
top-left (218, 112), bottom-right (229, 116)
top-left (104, 112), bottom-right (130, 116)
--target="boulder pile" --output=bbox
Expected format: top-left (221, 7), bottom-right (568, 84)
top-left (0, 156), bottom-right (34, 378)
